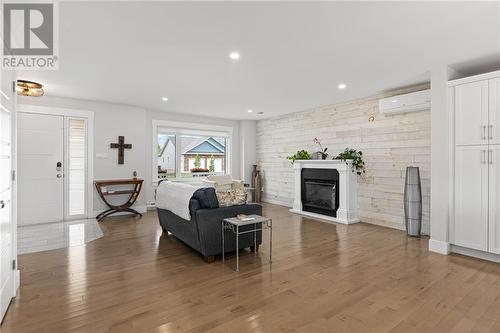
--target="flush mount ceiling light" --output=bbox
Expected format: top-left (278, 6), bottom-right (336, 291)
top-left (161, 97), bottom-right (168, 102)
top-left (247, 109), bottom-right (253, 113)
top-left (338, 83), bottom-right (347, 90)
top-left (229, 52), bottom-right (240, 60)
top-left (16, 80), bottom-right (44, 97)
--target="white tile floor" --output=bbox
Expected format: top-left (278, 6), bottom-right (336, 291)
top-left (18, 219), bottom-right (103, 254)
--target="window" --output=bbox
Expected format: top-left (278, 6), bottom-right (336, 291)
top-left (180, 135), bottom-right (226, 178)
top-left (157, 133), bottom-right (175, 179)
top-left (68, 118), bottom-right (86, 216)
top-left (153, 121), bottom-right (232, 182)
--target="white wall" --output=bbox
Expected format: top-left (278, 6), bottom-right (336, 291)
top-left (429, 65), bottom-right (462, 254)
top-left (17, 95), bottom-right (147, 215)
top-left (256, 84), bottom-right (431, 233)
top-left (239, 120), bottom-right (257, 185)
top-left (17, 97), bottom-right (258, 213)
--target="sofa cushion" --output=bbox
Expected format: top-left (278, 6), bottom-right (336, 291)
top-left (192, 187), bottom-right (219, 209)
top-left (206, 174), bottom-right (233, 186)
top-left (216, 184), bottom-right (246, 206)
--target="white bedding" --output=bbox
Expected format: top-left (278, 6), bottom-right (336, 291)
top-left (155, 181), bottom-right (202, 220)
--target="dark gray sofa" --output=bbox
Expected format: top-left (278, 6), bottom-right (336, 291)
top-left (157, 187), bottom-right (262, 262)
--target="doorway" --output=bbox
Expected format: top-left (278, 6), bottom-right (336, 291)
top-left (17, 106), bottom-right (94, 226)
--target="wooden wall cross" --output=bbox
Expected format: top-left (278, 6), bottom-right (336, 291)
top-left (110, 136), bottom-right (132, 164)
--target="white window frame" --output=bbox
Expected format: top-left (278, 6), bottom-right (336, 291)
top-left (152, 120), bottom-right (233, 185)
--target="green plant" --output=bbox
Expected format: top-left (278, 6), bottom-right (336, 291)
top-left (209, 155), bottom-right (215, 173)
top-left (287, 150), bottom-right (311, 163)
top-left (194, 154), bottom-right (201, 168)
top-left (334, 148), bottom-right (366, 175)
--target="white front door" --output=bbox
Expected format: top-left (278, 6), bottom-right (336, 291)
top-left (0, 71), bottom-right (16, 320)
top-left (18, 113), bottom-right (64, 225)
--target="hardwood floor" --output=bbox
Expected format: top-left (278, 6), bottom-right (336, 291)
top-left (3, 203), bottom-right (500, 333)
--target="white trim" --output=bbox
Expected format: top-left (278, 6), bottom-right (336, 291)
top-left (154, 119), bottom-right (233, 136)
top-left (261, 196), bottom-right (292, 208)
top-left (17, 104), bottom-right (94, 220)
top-left (428, 239), bottom-right (451, 255)
top-left (152, 119), bottom-right (233, 184)
top-left (290, 209), bottom-right (360, 225)
top-left (448, 70), bottom-right (500, 87)
top-left (451, 244), bottom-right (500, 264)
top-left (447, 86), bottom-right (455, 245)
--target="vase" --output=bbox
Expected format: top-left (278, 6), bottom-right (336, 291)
top-left (254, 169), bottom-right (262, 203)
top-left (251, 164), bottom-right (257, 188)
top-left (404, 166), bottom-right (422, 237)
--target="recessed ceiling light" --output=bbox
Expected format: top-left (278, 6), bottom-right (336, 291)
top-left (338, 83), bottom-right (347, 90)
top-left (229, 52), bottom-right (240, 60)
top-left (248, 109), bottom-right (253, 113)
top-left (161, 97), bottom-right (168, 102)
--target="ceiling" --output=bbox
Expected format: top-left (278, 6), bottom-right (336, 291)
top-left (19, 1), bottom-right (500, 120)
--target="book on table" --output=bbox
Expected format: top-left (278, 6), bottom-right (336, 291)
top-left (236, 214), bottom-right (255, 222)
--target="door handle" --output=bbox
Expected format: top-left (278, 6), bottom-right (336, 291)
top-left (482, 125), bottom-right (487, 140)
top-left (481, 150), bottom-right (487, 164)
top-left (489, 150), bottom-right (493, 165)
top-left (489, 125), bottom-right (494, 140)
top-left (0, 200), bottom-right (4, 209)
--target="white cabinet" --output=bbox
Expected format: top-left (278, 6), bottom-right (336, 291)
top-left (490, 78), bottom-right (500, 145)
top-left (454, 80), bottom-right (489, 146)
top-left (454, 146), bottom-right (489, 251)
top-left (450, 71), bottom-right (500, 258)
top-left (489, 146), bottom-right (500, 254)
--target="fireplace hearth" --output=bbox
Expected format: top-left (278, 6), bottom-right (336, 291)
top-left (301, 168), bottom-right (339, 217)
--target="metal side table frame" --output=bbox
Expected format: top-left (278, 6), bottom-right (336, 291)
top-left (222, 215), bottom-right (272, 272)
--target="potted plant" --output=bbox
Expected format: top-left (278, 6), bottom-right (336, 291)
top-left (313, 138), bottom-right (328, 159)
top-left (286, 150), bottom-right (311, 163)
top-left (334, 148), bottom-right (366, 175)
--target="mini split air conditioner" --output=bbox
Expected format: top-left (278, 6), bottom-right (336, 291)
top-left (379, 89), bottom-right (430, 114)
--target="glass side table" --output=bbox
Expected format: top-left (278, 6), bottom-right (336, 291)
top-left (222, 215), bottom-right (272, 272)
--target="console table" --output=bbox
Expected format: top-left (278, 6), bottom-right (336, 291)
top-left (94, 178), bottom-right (143, 221)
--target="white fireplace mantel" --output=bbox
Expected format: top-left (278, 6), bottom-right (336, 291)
top-left (290, 159), bottom-right (359, 224)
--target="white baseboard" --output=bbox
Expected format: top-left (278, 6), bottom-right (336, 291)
top-left (290, 209), bottom-right (360, 225)
top-left (428, 239), bottom-right (451, 255)
top-left (261, 196), bottom-right (292, 207)
top-left (14, 269), bottom-right (20, 293)
top-left (450, 245), bottom-right (500, 263)
top-left (93, 205), bottom-right (147, 218)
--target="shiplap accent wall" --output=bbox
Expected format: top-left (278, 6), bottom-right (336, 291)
top-left (256, 84), bottom-right (430, 233)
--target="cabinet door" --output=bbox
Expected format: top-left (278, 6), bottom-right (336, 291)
top-left (489, 146), bottom-right (500, 254)
top-left (454, 146), bottom-right (489, 251)
top-left (455, 80), bottom-right (489, 146)
top-left (489, 78), bottom-right (500, 145)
